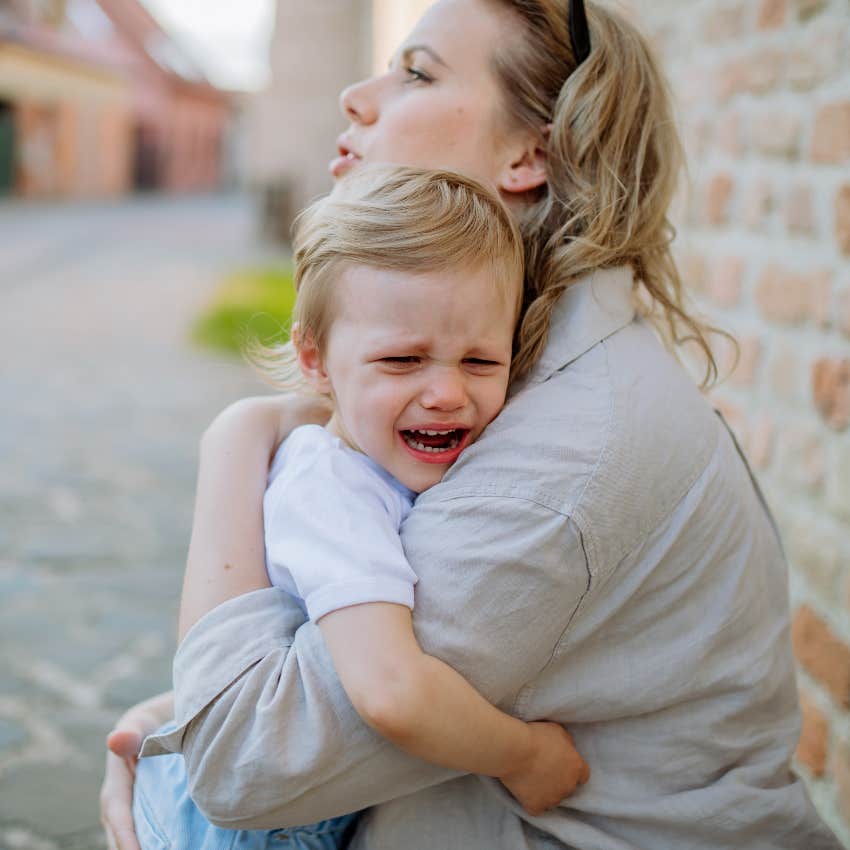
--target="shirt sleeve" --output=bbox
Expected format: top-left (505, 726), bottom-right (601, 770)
top-left (264, 443), bottom-right (417, 621)
top-left (146, 494), bottom-right (589, 829)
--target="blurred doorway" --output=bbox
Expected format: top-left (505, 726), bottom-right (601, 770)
top-left (133, 123), bottom-right (160, 191)
top-left (0, 102), bottom-right (15, 195)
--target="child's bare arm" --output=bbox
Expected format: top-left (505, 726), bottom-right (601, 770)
top-left (318, 602), bottom-right (588, 815)
top-left (178, 394), bottom-right (331, 642)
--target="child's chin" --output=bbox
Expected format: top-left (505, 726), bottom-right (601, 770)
top-left (396, 466), bottom-right (442, 495)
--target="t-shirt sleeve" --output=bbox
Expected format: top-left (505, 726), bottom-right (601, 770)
top-left (264, 440), bottom-right (417, 621)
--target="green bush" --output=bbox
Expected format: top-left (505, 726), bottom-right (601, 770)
top-left (192, 266), bottom-right (297, 355)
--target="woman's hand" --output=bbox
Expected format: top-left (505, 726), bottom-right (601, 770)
top-left (100, 691), bottom-right (174, 850)
top-left (178, 394), bottom-right (331, 641)
top-left (499, 722), bottom-right (590, 817)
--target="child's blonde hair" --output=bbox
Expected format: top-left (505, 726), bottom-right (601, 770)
top-left (488, 0), bottom-right (733, 385)
top-left (250, 166), bottom-right (524, 391)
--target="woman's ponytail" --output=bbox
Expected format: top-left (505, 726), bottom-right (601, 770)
top-left (489, 0), bottom-right (731, 386)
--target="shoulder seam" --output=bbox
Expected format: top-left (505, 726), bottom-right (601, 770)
top-left (424, 490), bottom-right (574, 519)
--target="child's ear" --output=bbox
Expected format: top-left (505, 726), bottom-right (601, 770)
top-left (292, 323), bottom-right (332, 395)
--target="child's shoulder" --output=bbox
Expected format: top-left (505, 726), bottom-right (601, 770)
top-left (267, 424), bottom-right (413, 514)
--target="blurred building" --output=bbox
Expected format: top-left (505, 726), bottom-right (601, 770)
top-left (245, 0), bottom-right (432, 238)
top-left (0, 0), bottom-right (232, 198)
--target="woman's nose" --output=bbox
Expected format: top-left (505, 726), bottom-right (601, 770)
top-left (420, 371), bottom-right (468, 411)
top-left (339, 76), bottom-right (379, 126)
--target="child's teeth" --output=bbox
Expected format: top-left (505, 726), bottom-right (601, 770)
top-left (402, 429), bottom-right (465, 455)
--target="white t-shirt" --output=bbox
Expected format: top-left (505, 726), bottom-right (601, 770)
top-left (263, 424), bottom-right (418, 622)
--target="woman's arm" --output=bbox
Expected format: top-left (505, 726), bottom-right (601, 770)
top-left (318, 603), bottom-right (588, 815)
top-left (178, 394), bottom-right (330, 641)
top-left (157, 496), bottom-right (588, 829)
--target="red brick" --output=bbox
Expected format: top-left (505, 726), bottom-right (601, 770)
top-left (795, 693), bottom-right (829, 776)
top-left (755, 266), bottom-right (831, 324)
top-left (752, 111), bottom-right (801, 158)
top-left (707, 256), bottom-right (745, 307)
top-left (791, 605), bottom-right (850, 706)
top-left (743, 179), bottom-right (773, 230)
top-left (776, 423), bottom-right (825, 492)
top-left (749, 414), bottom-right (774, 469)
top-left (812, 357), bottom-right (850, 431)
top-left (785, 184), bottom-right (816, 236)
top-left (837, 185), bottom-right (850, 256)
top-left (705, 174), bottom-right (735, 226)
top-left (758, 0), bottom-right (786, 28)
top-left (812, 103), bottom-right (850, 164)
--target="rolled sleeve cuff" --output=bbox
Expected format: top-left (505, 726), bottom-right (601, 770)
top-left (140, 587), bottom-right (303, 758)
top-left (307, 577), bottom-right (415, 622)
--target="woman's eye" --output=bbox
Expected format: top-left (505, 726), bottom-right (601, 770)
top-left (403, 65), bottom-right (432, 84)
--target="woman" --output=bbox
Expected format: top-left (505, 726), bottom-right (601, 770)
top-left (102, 1), bottom-right (839, 848)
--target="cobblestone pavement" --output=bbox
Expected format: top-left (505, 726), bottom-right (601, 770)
top-left (0, 193), bottom-right (285, 848)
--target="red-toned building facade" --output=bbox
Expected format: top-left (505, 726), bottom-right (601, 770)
top-left (0, 0), bottom-right (231, 198)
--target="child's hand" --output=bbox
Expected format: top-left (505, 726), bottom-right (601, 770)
top-left (499, 721), bottom-right (590, 816)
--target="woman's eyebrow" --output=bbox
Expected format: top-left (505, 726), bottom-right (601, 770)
top-left (396, 44), bottom-right (451, 69)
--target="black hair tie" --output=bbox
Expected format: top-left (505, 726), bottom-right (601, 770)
top-left (569, 0), bottom-right (591, 67)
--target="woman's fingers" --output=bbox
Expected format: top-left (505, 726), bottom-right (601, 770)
top-left (100, 749), bottom-right (142, 850)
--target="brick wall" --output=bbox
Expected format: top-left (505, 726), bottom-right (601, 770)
top-left (629, 0), bottom-right (850, 842)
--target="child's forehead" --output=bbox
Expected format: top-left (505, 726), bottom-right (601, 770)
top-left (334, 261), bottom-right (519, 305)
top-left (331, 267), bottom-right (514, 351)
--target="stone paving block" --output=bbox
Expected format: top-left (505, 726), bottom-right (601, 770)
top-left (0, 763), bottom-right (102, 838)
top-left (0, 195), bottom-right (273, 838)
top-left (0, 720), bottom-right (28, 752)
top-left (0, 826), bottom-right (59, 850)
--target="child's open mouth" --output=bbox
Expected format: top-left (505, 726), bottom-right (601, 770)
top-left (399, 428), bottom-right (471, 464)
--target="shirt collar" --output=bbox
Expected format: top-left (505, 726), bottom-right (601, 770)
top-left (522, 265), bottom-right (637, 385)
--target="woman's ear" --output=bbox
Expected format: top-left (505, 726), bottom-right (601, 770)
top-left (293, 323), bottom-right (332, 395)
top-left (497, 125), bottom-right (549, 196)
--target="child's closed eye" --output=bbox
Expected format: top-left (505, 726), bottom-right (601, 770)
top-left (463, 358), bottom-right (502, 372)
top-left (380, 356), bottom-right (421, 370)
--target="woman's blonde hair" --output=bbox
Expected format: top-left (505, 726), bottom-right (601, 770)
top-left (489, 0), bottom-right (731, 386)
top-left (249, 165), bottom-right (524, 391)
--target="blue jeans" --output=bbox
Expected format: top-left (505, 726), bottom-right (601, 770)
top-left (134, 728), bottom-right (359, 850)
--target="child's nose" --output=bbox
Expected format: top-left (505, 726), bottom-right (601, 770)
top-left (420, 370), bottom-right (467, 411)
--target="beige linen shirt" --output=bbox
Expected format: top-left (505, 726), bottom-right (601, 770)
top-left (143, 266), bottom-right (839, 849)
